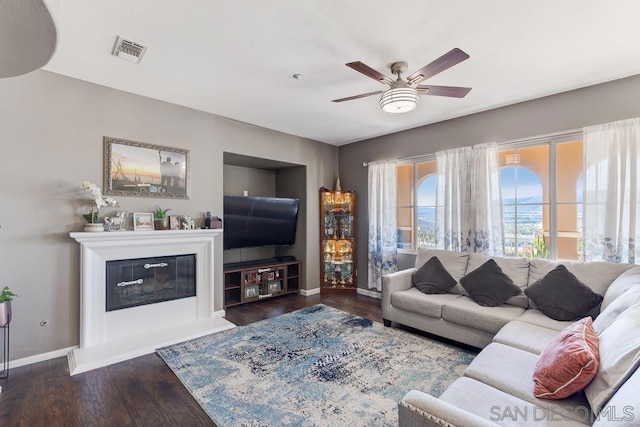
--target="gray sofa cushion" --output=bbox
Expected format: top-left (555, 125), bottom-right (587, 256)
top-left (493, 320), bottom-right (560, 355)
top-left (468, 253), bottom-right (530, 308)
top-left (460, 259), bottom-right (523, 307)
top-left (412, 256), bottom-right (457, 294)
top-left (593, 285), bottom-right (640, 334)
top-left (600, 266), bottom-right (640, 311)
top-left (440, 377), bottom-right (588, 426)
top-left (391, 288), bottom-right (462, 319)
top-left (585, 302), bottom-right (640, 417)
top-left (442, 296), bottom-right (525, 334)
top-left (516, 309), bottom-right (574, 331)
top-left (464, 343), bottom-right (592, 424)
top-left (592, 364), bottom-right (640, 426)
top-left (525, 265), bottom-right (603, 321)
top-left (415, 248), bottom-right (470, 296)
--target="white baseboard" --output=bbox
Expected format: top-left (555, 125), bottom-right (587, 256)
top-left (9, 346), bottom-right (78, 369)
top-left (68, 316), bottom-right (235, 375)
top-left (300, 287), bottom-right (321, 296)
top-left (357, 288), bottom-right (382, 299)
top-left (7, 310), bottom-right (230, 371)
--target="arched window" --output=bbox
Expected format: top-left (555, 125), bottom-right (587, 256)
top-left (396, 160), bottom-right (437, 250)
top-left (500, 166), bottom-right (544, 257)
top-left (417, 174), bottom-right (437, 248)
top-left (417, 174), bottom-right (437, 206)
top-left (395, 136), bottom-right (584, 259)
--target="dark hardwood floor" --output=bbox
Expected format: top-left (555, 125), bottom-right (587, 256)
top-left (0, 293), bottom-right (383, 426)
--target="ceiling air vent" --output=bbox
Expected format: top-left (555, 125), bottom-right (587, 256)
top-left (112, 36), bottom-right (148, 63)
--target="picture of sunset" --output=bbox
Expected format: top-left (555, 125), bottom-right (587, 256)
top-left (105, 138), bottom-right (189, 198)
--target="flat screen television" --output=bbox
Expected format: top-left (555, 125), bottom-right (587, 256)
top-left (223, 196), bottom-right (300, 250)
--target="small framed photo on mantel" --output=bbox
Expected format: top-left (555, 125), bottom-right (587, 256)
top-left (169, 215), bottom-right (181, 230)
top-left (133, 212), bottom-right (154, 231)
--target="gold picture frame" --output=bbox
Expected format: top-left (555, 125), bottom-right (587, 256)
top-left (104, 136), bottom-right (190, 199)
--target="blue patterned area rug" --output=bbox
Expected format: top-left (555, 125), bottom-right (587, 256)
top-left (157, 304), bottom-right (475, 426)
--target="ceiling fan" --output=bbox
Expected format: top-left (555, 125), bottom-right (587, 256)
top-left (332, 48), bottom-right (472, 113)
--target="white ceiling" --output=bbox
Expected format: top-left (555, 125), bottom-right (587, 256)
top-left (41, 0), bottom-right (640, 146)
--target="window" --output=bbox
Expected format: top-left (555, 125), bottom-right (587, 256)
top-left (396, 160), bottom-right (436, 250)
top-left (417, 174), bottom-right (437, 248)
top-left (556, 140), bottom-right (584, 260)
top-left (396, 133), bottom-right (584, 260)
top-left (499, 145), bottom-right (549, 258)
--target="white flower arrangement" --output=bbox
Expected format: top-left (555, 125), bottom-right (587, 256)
top-left (82, 181), bottom-right (119, 223)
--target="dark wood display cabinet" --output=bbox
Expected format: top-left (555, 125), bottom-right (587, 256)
top-left (223, 260), bottom-right (301, 308)
top-left (320, 189), bottom-right (357, 293)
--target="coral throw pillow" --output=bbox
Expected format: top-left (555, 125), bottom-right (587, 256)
top-left (533, 317), bottom-right (599, 399)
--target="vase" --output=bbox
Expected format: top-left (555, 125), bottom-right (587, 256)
top-left (154, 218), bottom-right (169, 230)
top-left (0, 302), bottom-right (11, 327)
top-left (84, 223), bottom-right (104, 232)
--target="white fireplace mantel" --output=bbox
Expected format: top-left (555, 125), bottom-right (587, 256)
top-left (68, 229), bottom-right (235, 375)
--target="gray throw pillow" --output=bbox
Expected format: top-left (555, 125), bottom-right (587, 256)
top-left (412, 256), bottom-right (456, 294)
top-left (525, 264), bottom-right (604, 321)
top-left (460, 259), bottom-right (522, 307)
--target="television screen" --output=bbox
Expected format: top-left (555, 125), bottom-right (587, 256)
top-left (223, 196), bottom-right (300, 250)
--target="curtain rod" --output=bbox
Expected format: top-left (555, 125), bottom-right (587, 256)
top-left (362, 127), bottom-right (584, 166)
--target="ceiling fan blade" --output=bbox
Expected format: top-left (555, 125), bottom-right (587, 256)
top-left (406, 48), bottom-right (470, 85)
top-left (345, 62), bottom-right (394, 85)
top-left (332, 91), bottom-right (384, 103)
top-left (417, 85), bottom-right (472, 98)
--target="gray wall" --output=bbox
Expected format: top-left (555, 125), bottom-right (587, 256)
top-left (338, 74), bottom-right (640, 291)
top-left (0, 69), bottom-right (338, 360)
top-left (223, 164), bottom-right (276, 197)
top-left (276, 167), bottom-right (308, 271)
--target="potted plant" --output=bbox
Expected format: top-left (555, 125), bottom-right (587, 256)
top-left (154, 205), bottom-right (171, 230)
top-left (0, 286), bottom-right (17, 327)
top-left (81, 181), bottom-right (119, 232)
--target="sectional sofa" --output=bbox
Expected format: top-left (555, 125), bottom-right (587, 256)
top-left (382, 248), bottom-right (640, 426)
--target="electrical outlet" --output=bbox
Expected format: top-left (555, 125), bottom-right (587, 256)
top-left (40, 320), bottom-right (48, 327)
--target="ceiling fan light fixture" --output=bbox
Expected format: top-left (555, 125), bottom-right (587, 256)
top-left (379, 87), bottom-right (420, 113)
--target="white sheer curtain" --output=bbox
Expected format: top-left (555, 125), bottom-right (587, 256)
top-left (436, 142), bottom-right (503, 255)
top-left (368, 160), bottom-right (398, 291)
top-left (584, 118), bottom-right (640, 264)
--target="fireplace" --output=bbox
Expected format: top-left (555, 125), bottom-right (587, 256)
top-left (106, 254), bottom-right (196, 311)
top-left (68, 229), bottom-right (235, 375)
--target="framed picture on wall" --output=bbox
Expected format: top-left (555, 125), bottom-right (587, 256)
top-left (104, 136), bottom-right (190, 199)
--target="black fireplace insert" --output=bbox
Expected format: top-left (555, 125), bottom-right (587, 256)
top-left (106, 254), bottom-right (196, 311)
